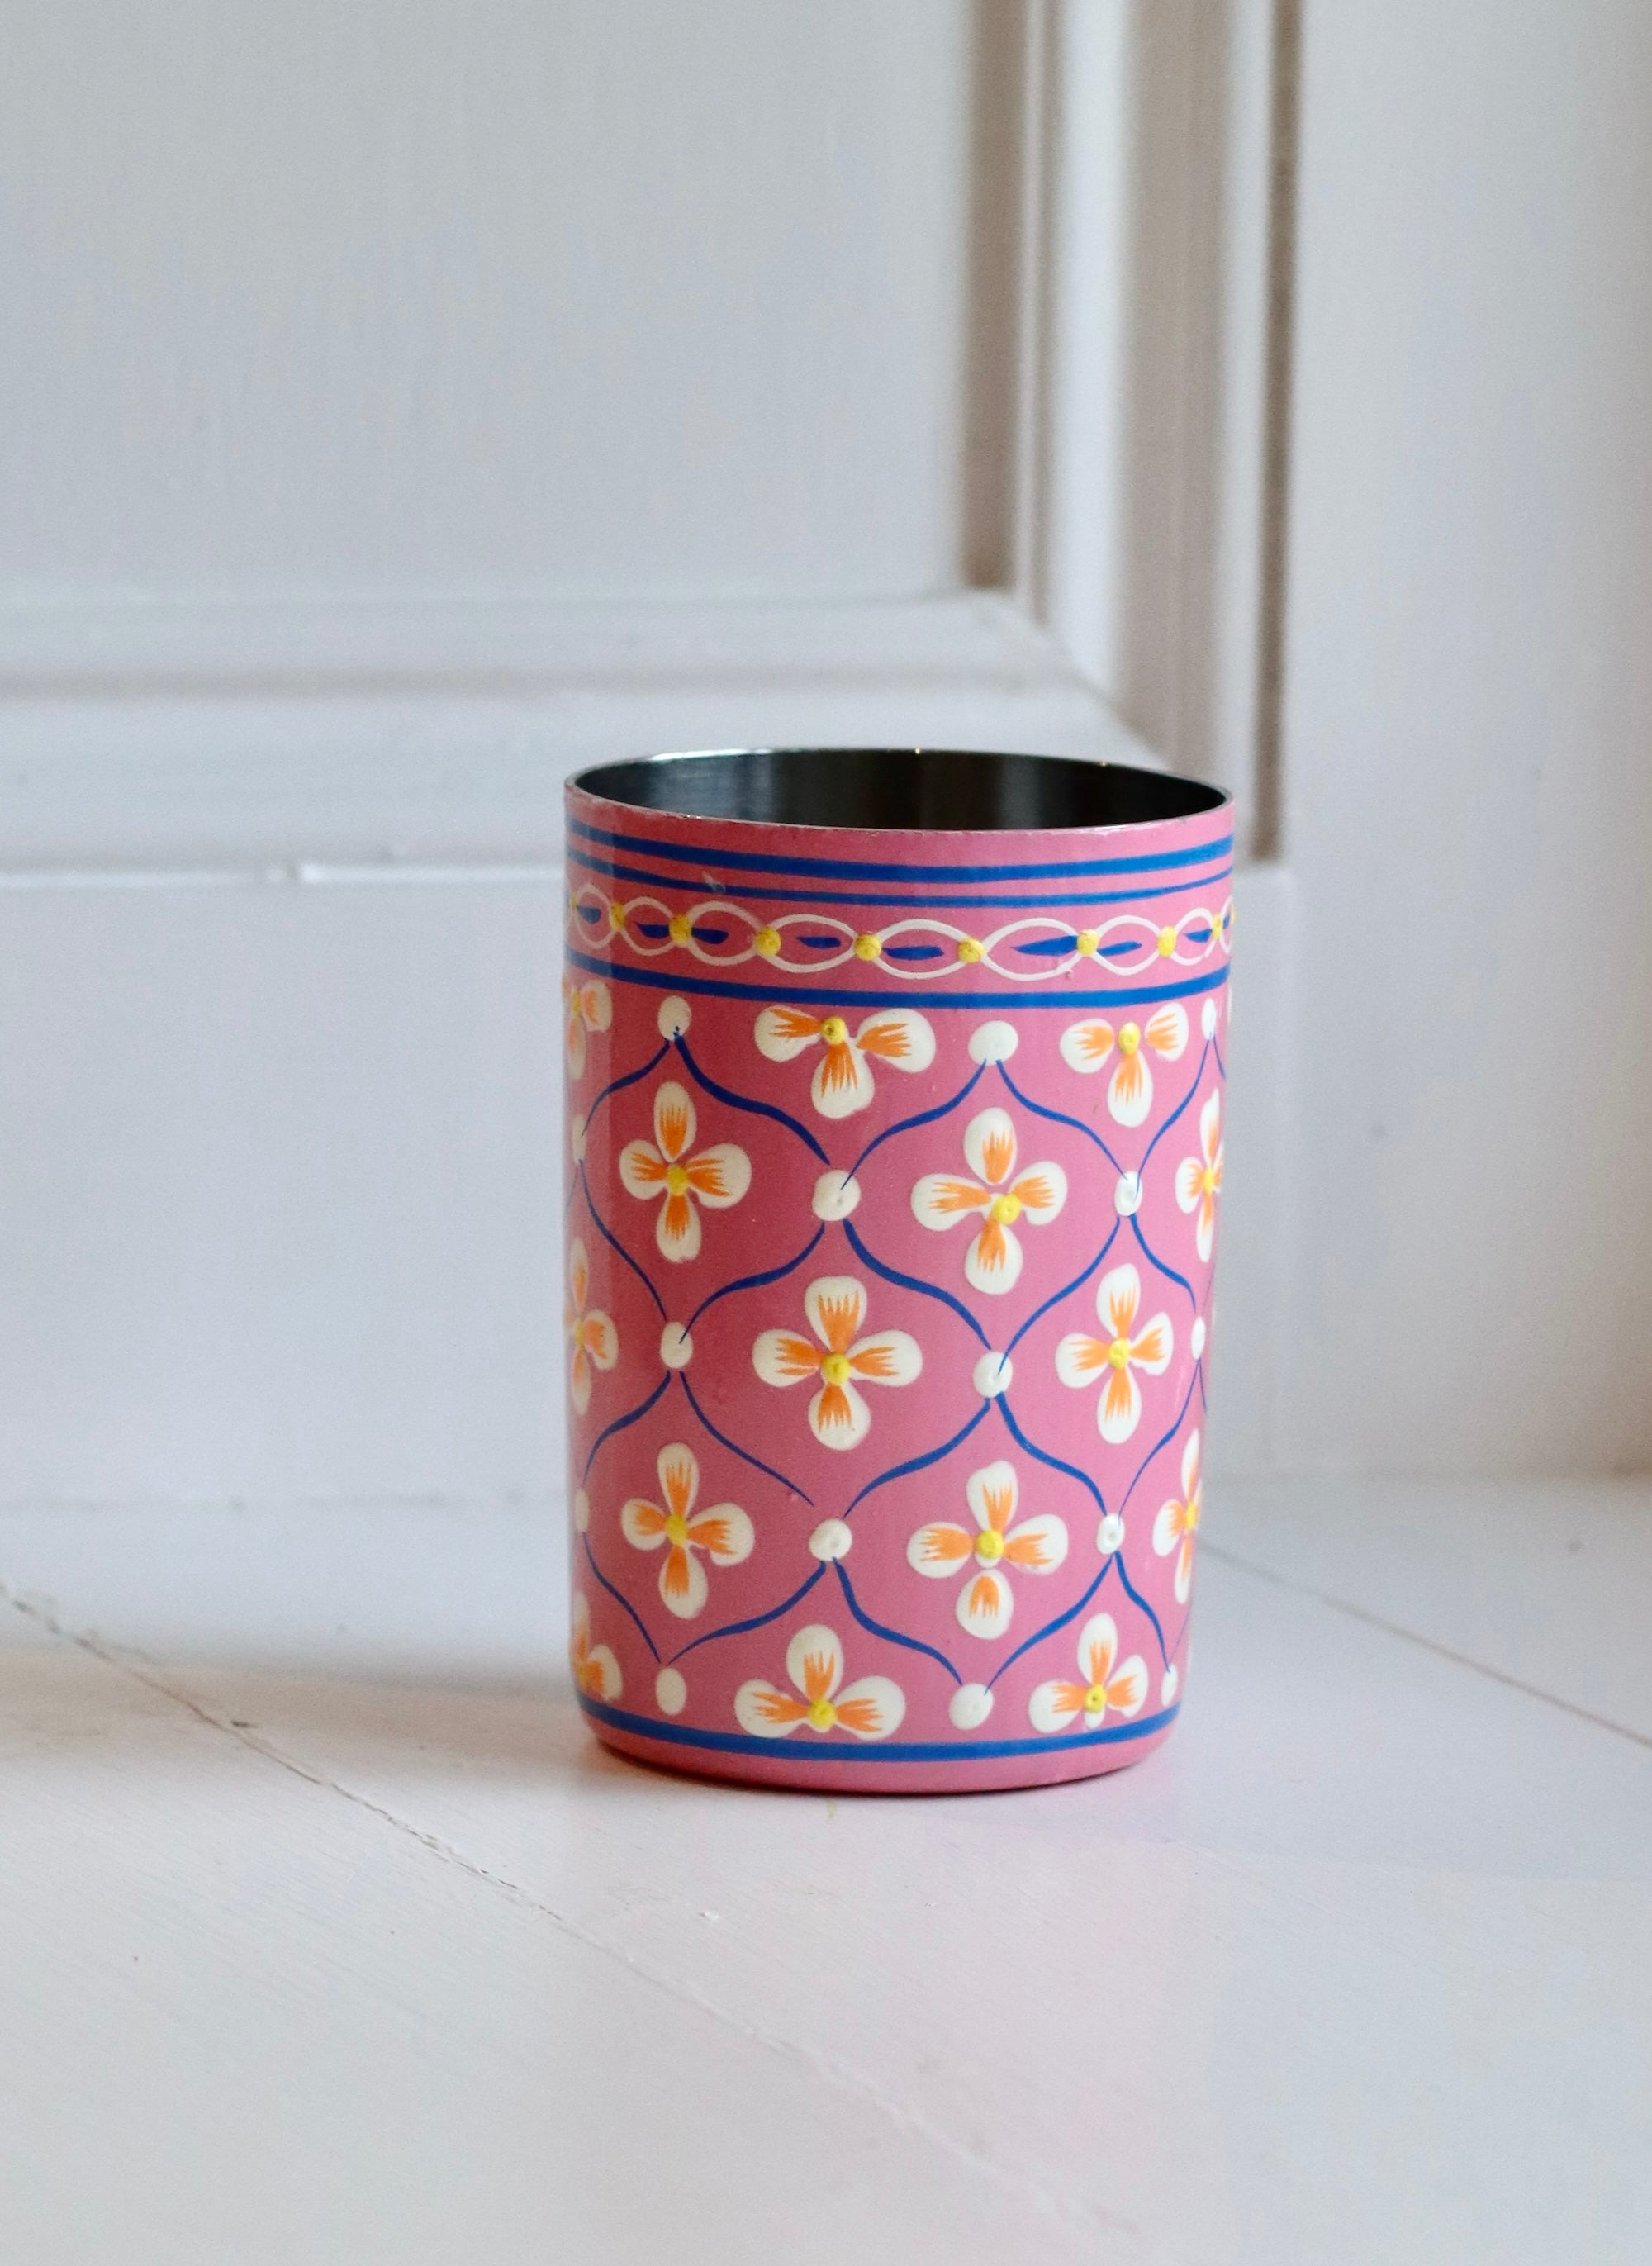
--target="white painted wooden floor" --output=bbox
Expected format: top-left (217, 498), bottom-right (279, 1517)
top-left (2, 1481), bottom-right (1649, 2265)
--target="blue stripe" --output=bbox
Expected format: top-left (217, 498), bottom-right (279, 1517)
top-left (569, 815), bottom-right (1232, 884)
top-left (569, 845), bottom-right (1233, 911)
top-left (579, 1694), bottom-right (1179, 1763)
top-left (566, 948), bottom-right (1230, 1011)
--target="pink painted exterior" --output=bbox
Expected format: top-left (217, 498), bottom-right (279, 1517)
top-left (563, 772), bottom-right (1232, 1792)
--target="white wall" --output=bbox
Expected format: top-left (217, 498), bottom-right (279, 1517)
top-left (1279, 0), bottom-right (1652, 1472)
top-left (2, 0), bottom-right (987, 600)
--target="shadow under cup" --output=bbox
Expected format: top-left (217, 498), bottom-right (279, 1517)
top-left (563, 748), bottom-right (1232, 1793)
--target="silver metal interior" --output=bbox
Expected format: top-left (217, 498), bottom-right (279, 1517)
top-left (571, 748), bottom-right (1227, 832)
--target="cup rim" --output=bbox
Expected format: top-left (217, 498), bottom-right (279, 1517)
top-left (569, 747), bottom-right (1230, 838)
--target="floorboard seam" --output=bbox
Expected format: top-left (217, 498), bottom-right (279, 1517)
top-left (1203, 1543), bottom-right (1652, 1751)
top-left (0, 1579), bottom-right (1130, 2250)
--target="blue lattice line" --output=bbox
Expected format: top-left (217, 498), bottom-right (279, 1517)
top-left (1118, 1366), bottom-right (1203, 1518)
top-left (1111, 1548), bottom-right (1170, 1670)
top-left (678, 1370), bottom-right (814, 1506)
top-left (577, 1163), bottom-right (665, 1318)
top-left (668, 1561), bottom-right (828, 1665)
top-left (581, 1532), bottom-right (662, 1663)
top-left (674, 1033), bottom-right (828, 1162)
top-left (1126, 1212), bottom-right (1199, 1315)
top-left (986, 1553), bottom-right (1118, 1689)
top-left (833, 1561), bottom-right (962, 1687)
top-left (1139, 1038), bottom-right (1213, 1175)
top-left (843, 1400), bottom-right (991, 1518)
top-left (995, 1394), bottom-right (1108, 1522)
top-left (579, 1039), bottom-right (670, 1138)
top-left (841, 1218), bottom-right (989, 1348)
top-left (845, 1062), bottom-right (985, 1179)
top-left (581, 1370), bottom-right (672, 1484)
top-left (1006, 1220), bottom-right (1120, 1356)
top-left (994, 1062), bottom-right (1123, 1173)
top-left (686, 1224), bottom-right (825, 1332)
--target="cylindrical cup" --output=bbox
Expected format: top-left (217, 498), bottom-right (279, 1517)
top-left (563, 749), bottom-right (1231, 1792)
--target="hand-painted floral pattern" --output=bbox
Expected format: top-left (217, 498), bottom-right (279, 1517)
top-left (1152, 1430), bottom-right (1202, 1605)
top-left (618, 1081), bottom-right (751, 1262)
top-left (563, 976), bottom-right (612, 1080)
top-left (909, 1108), bottom-right (1067, 1295)
top-left (620, 1442), bottom-right (754, 1620)
top-left (752, 1276), bottom-right (922, 1450)
top-left (753, 1005), bottom-right (935, 1119)
top-left (734, 1624), bottom-right (904, 1740)
top-left (1055, 1263), bottom-right (1172, 1444)
top-left (1174, 1091), bottom-right (1224, 1264)
top-left (1057, 1003), bottom-right (1188, 1127)
top-left (570, 1591), bottom-right (622, 1702)
top-left (564, 1237), bottom-right (618, 1415)
top-left (1028, 1612), bottom-right (1147, 1733)
top-left (906, 1459), bottom-right (1068, 1638)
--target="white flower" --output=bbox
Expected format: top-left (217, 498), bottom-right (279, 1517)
top-left (909, 1109), bottom-right (1067, 1295)
top-left (754, 1005), bottom-right (935, 1119)
top-left (1028, 1612), bottom-right (1147, 1733)
top-left (1055, 1263), bottom-right (1173, 1444)
top-left (563, 976), bottom-right (612, 1079)
top-left (1174, 1091), bottom-right (1224, 1263)
top-left (570, 1592), bottom-right (622, 1703)
top-left (734, 1624), bottom-right (904, 1741)
top-left (752, 1276), bottom-right (922, 1451)
top-left (1151, 1430), bottom-right (1203, 1605)
top-left (620, 1442), bottom-right (754, 1620)
top-left (619, 1081), bottom-right (751, 1262)
top-left (564, 1238), bottom-right (618, 1416)
top-left (1058, 1003), bottom-right (1189, 1126)
top-left (906, 1460), bottom-right (1068, 1639)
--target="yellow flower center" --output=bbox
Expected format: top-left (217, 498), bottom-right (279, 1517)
top-left (663, 1510), bottom-right (690, 1546)
top-left (852, 933), bottom-right (881, 962)
top-left (956, 935), bottom-right (985, 964)
top-left (807, 1696), bottom-right (838, 1731)
top-left (1085, 1682), bottom-right (1108, 1714)
top-left (819, 1015), bottom-right (850, 1047)
top-left (989, 1191), bottom-right (1023, 1225)
top-left (1118, 1022), bottom-right (1142, 1056)
top-left (753, 925), bottom-right (781, 957)
top-left (1157, 926), bottom-right (1178, 957)
top-left (975, 1527), bottom-right (1005, 1563)
top-left (1075, 929), bottom-right (1100, 957)
top-left (1108, 1336), bottom-right (1132, 1370)
top-left (819, 1352), bottom-right (852, 1387)
top-left (668, 913), bottom-right (694, 947)
top-left (665, 1163), bottom-right (691, 1196)
top-left (606, 900), bottom-right (626, 932)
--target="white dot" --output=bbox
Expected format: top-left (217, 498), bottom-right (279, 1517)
top-left (572, 1489), bottom-right (591, 1534)
top-left (809, 1518), bottom-right (852, 1561)
top-left (1201, 998), bottom-right (1218, 1040)
top-left (812, 1170), bottom-right (861, 1222)
top-left (1161, 1665), bottom-right (1180, 1707)
top-left (657, 996), bottom-right (691, 1039)
top-left (656, 1667), bottom-right (687, 1715)
top-left (972, 1350), bottom-right (1013, 1399)
top-left (949, 1683), bottom-right (994, 1731)
top-left (1113, 1171), bottom-right (1142, 1217)
top-left (570, 1112), bottom-right (587, 1164)
top-left (659, 1323), bottom-right (694, 1369)
top-left (1095, 1512), bottom-right (1125, 1556)
top-left (1190, 1315), bottom-right (1207, 1360)
top-left (968, 1020), bottom-right (1018, 1064)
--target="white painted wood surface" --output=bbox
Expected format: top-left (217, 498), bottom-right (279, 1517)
top-left (2, 1482), bottom-right (1648, 2263)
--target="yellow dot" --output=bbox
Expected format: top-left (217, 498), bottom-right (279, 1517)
top-left (668, 913), bottom-right (694, 947)
top-left (1075, 929), bottom-right (1100, 957)
top-left (1108, 1337), bottom-right (1132, 1370)
top-left (664, 1511), bottom-right (689, 1546)
top-left (606, 900), bottom-right (627, 933)
top-left (956, 936), bottom-right (985, 964)
top-left (753, 926), bottom-right (781, 957)
top-left (1085, 1684), bottom-right (1107, 1714)
top-left (852, 933), bottom-right (881, 962)
top-left (975, 1527), bottom-right (1005, 1563)
top-left (820, 1015), bottom-right (850, 1047)
top-left (665, 1164), bottom-right (691, 1195)
top-left (1157, 926), bottom-right (1178, 957)
top-left (820, 1352), bottom-right (852, 1387)
top-left (1118, 1022), bottom-right (1141, 1055)
top-left (989, 1192), bottom-right (1022, 1225)
top-left (808, 1697), bottom-right (838, 1732)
